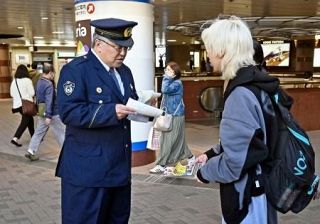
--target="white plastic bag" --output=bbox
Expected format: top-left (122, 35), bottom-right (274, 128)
top-left (147, 127), bottom-right (161, 150)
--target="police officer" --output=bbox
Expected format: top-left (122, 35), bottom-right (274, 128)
top-left (56, 18), bottom-right (138, 223)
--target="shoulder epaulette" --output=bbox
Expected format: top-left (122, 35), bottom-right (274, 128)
top-left (69, 55), bottom-right (88, 66)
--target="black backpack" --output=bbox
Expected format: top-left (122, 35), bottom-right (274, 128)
top-left (248, 85), bottom-right (319, 214)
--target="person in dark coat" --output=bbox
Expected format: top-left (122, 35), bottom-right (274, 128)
top-left (56, 18), bottom-right (138, 224)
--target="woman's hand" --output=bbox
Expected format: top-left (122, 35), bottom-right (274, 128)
top-left (167, 71), bottom-right (175, 78)
top-left (195, 154), bottom-right (208, 165)
top-left (164, 67), bottom-right (175, 78)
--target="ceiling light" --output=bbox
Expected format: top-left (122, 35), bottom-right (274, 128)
top-left (167, 39), bottom-right (177, 42)
top-left (52, 31), bottom-right (64, 34)
top-left (33, 36), bottom-right (44, 39)
top-left (41, 17), bottom-right (49, 20)
top-left (17, 26), bottom-right (23, 29)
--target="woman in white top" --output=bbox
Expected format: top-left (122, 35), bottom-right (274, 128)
top-left (10, 64), bottom-right (35, 147)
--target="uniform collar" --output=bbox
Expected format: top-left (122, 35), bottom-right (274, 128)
top-left (91, 48), bottom-right (112, 72)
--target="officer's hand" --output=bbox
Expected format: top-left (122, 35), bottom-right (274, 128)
top-left (115, 104), bottom-right (136, 120)
top-left (45, 118), bottom-right (52, 125)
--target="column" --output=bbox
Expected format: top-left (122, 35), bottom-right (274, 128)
top-left (74, 0), bottom-right (155, 166)
top-left (0, 44), bottom-right (11, 98)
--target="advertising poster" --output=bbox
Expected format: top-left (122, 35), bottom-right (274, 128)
top-left (261, 41), bottom-right (290, 67)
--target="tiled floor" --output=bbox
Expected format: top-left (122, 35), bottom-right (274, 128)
top-left (1, 99), bottom-right (320, 223)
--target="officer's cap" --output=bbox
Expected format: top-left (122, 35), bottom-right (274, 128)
top-left (91, 18), bottom-right (138, 48)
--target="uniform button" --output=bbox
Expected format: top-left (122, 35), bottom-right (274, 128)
top-left (99, 100), bottom-right (103, 104)
top-left (124, 125), bottom-right (127, 129)
top-left (125, 144), bottom-right (129, 148)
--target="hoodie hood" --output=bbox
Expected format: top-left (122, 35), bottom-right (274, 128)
top-left (224, 66), bottom-right (279, 101)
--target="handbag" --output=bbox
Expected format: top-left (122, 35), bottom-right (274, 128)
top-left (146, 126), bottom-right (161, 150)
top-left (21, 99), bottom-right (38, 116)
top-left (153, 113), bottom-right (173, 132)
top-left (153, 95), bottom-right (183, 132)
top-left (15, 79), bottom-right (38, 116)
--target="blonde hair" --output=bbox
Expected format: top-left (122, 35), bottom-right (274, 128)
top-left (201, 15), bottom-right (255, 80)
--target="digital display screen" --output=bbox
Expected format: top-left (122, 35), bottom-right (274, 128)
top-left (261, 41), bottom-right (290, 67)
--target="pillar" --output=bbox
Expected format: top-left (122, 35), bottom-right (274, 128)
top-left (0, 44), bottom-right (11, 98)
top-left (74, 0), bottom-right (155, 166)
top-left (295, 39), bottom-right (314, 72)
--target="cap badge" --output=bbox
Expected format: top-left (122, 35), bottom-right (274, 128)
top-left (63, 81), bottom-right (75, 96)
top-left (123, 27), bottom-right (132, 38)
top-left (96, 87), bottom-right (102, 94)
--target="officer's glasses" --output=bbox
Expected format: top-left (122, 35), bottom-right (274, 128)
top-left (100, 39), bottom-right (130, 53)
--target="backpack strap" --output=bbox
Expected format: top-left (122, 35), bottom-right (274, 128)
top-left (251, 174), bottom-right (265, 196)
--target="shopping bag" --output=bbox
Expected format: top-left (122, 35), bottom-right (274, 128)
top-left (147, 127), bottom-right (161, 150)
top-left (37, 103), bottom-right (46, 117)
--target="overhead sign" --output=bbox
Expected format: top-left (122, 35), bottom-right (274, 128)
top-left (75, 20), bottom-right (91, 56)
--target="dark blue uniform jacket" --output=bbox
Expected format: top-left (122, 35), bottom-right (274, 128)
top-left (56, 50), bottom-right (138, 187)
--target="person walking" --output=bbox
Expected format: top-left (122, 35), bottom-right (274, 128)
top-left (25, 63), bottom-right (65, 161)
top-left (150, 61), bottom-right (195, 174)
top-left (10, 64), bottom-right (35, 147)
top-left (28, 62), bottom-right (41, 88)
top-left (195, 15), bottom-right (278, 223)
top-left (56, 18), bottom-right (138, 223)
